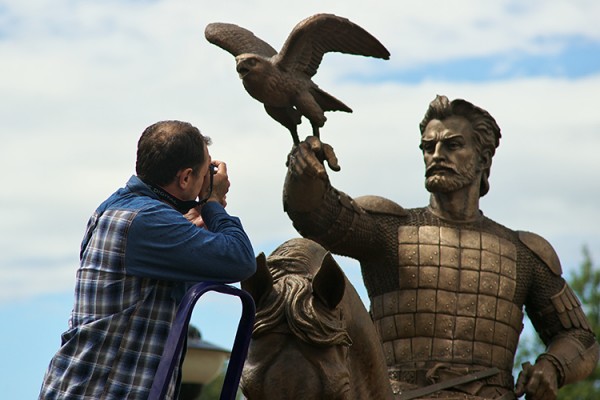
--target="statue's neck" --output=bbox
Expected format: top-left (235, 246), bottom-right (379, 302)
top-left (428, 185), bottom-right (482, 223)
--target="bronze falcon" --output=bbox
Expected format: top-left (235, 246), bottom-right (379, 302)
top-left (205, 13), bottom-right (390, 145)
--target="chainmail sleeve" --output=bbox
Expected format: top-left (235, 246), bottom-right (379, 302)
top-left (525, 253), bottom-right (596, 348)
top-left (285, 183), bottom-right (384, 260)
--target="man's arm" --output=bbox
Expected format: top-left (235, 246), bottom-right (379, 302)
top-left (125, 202), bottom-right (256, 283)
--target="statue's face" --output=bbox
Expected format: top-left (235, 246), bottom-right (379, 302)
top-left (421, 115), bottom-right (482, 193)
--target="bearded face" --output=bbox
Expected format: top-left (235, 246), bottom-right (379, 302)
top-left (425, 157), bottom-right (480, 193)
top-left (421, 116), bottom-right (484, 194)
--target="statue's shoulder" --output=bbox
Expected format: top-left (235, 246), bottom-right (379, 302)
top-left (354, 195), bottom-right (407, 217)
top-left (517, 230), bottom-right (562, 276)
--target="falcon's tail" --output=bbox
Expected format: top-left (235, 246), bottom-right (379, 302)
top-left (312, 87), bottom-right (352, 113)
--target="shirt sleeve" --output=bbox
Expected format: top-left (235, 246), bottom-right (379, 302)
top-left (124, 201), bottom-right (256, 283)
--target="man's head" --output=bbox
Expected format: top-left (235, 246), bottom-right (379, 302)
top-left (136, 120), bottom-right (211, 187)
top-left (419, 95), bottom-right (501, 197)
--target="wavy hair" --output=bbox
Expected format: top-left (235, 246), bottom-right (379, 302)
top-left (252, 252), bottom-right (352, 347)
top-left (419, 95), bottom-right (501, 197)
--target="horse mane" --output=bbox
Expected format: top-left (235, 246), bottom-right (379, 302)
top-left (252, 253), bottom-right (352, 347)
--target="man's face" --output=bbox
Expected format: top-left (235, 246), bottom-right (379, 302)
top-left (184, 144), bottom-right (211, 201)
top-left (421, 115), bottom-right (482, 194)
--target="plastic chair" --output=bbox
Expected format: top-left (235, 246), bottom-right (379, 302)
top-left (149, 282), bottom-right (256, 400)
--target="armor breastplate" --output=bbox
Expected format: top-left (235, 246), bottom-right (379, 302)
top-left (371, 225), bottom-right (523, 373)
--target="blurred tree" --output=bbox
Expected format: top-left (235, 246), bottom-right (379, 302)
top-left (514, 246), bottom-right (600, 399)
top-left (198, 363), bottom-right (244, 400)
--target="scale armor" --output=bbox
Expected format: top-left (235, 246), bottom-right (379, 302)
top-left (286, 186), bottom-right (598, 398)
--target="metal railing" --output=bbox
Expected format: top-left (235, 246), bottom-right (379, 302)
top-left (149, 282), bottom-right (255, 400)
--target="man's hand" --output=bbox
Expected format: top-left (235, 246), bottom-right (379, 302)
top-left (515, 360), bottom-right (558, 399)
top-left (204, 160), bottom-right (229, 207)
top-left (184, 207), bottom-right (205, 228)
top-left (287, 136), bottom-right (340, 178)
top-left (187, 160), bottom-right (230, 227)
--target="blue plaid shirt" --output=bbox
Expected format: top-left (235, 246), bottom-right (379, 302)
top-left (39, 176), bottom-right (255, 399)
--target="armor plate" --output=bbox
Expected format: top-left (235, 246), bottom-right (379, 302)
top-left (372, 225), bottom-right (523, 374)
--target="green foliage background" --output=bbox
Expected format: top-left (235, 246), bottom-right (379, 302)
top-left (197, 364), bottom-right (244, 400)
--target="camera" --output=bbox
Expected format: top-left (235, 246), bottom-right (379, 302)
top-left (197, 163), bottom-right (218, 205)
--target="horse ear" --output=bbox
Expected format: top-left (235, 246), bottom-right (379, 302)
top-left (312, 252), bottom-right (346, 309)
top-left (241, 252), bottom-right (273, 305)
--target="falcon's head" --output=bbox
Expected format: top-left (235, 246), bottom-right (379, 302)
top-left (235, 54), bottom-right (271, 80)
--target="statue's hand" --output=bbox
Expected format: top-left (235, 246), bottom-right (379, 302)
top-left (515, 360), bottom-right (558, 400)
top-left (287, 136), bottom-right (340, 178)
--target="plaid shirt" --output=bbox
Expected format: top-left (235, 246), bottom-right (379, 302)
top-left (40, 176), bottom-right (255, 399)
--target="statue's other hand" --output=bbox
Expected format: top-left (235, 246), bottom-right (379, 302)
top-left (515, 360), bottom-right (558, 400)
top-left (287, 136), bottom-right (340, 178)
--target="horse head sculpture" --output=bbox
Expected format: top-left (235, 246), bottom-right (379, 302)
top-left (241, 238), bottom-right (393, 399)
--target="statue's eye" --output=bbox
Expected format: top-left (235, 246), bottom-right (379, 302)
top-left (420, 141), bottom-right (434, 153)
top-left (446, 140), bottom-right (463, 150)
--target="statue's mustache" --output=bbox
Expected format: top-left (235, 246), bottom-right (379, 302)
top-left (425, 163), bottom-right (459, 177)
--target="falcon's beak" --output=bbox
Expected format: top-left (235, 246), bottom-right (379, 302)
top-left (235, 55), bottom-right (256, 79)
top-left (236, 63), bottom-right (250, 79)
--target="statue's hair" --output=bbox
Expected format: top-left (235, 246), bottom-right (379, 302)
top-left (419, 95), bottom-right (502, 197)
top-left (252, 254), bottom-right (352, 347)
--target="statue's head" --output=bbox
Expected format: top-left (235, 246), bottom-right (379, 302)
top-left (419, 95), bottom-right (501, 197)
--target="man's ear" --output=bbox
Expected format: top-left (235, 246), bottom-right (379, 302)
top-left (177, 168), bottom-right (194, 189)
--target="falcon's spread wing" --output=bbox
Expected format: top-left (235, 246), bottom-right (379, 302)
top-left (205, 23), bottom-right (278, 58)
top-left (273, 14), bottom-right (390, 78)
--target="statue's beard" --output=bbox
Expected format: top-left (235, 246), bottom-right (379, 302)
top-left (425, 161), bottom-right (479, 193)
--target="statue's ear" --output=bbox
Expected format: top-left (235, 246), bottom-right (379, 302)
top-left (241, 252), bottom-right (273, 305)
top-left (480, 148), bottom-right (493, 170)
top-left (312, 252), bottom-right (345, 309)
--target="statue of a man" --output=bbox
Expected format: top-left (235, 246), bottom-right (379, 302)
top-left (283, 95), bottom-right (599, 400)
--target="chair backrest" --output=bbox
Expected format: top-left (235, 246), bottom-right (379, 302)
top-left (149, 282), bottom-right (256, 400)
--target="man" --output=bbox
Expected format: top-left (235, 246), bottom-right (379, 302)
top-left (40, 120), bottom-right (256, 399)
top-left (283, 96), bottom-right (598, 399)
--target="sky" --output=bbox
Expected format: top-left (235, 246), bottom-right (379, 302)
top-left (1, 0), bottom-right (600, 397)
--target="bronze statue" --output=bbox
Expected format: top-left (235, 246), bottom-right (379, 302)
top-left (240, 238), bottom-right (394, 399)
top-left (205, 13), bottom-right (390, 145)
top-left (283, 95), bottom-right (599, 399)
